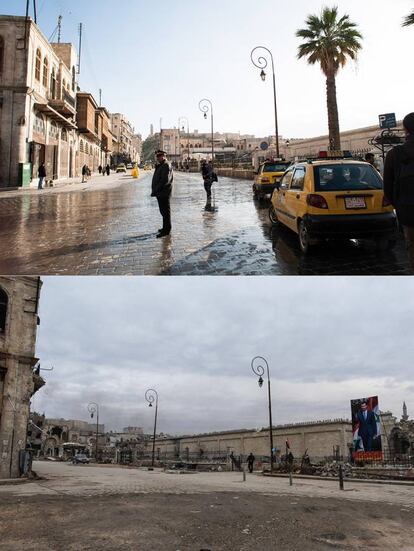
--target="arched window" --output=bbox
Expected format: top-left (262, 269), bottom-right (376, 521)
top-left (79, 140), bottom-right (84, 152)
top-left (61, 128), bottom-right (67, 141)
top-left (49, 121), bottom-right (58, 139)
top-left (35, 48), bottom-right (41, 81)
top-left (85, 143), bottom-right (89, 154)
top-left (42, 57), bottom-right (48, 88)
top-left (72, 66), bottom-right (76, 91)
top-left (50, 67), bottom-right (56, 98)
top-left (33, 113), bottom-right (45, 135)
top-left (0, 287), bottom-right (8, 333)
top-left (0, 36), bottom-right (4, 74)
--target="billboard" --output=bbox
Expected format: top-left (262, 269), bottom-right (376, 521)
top-left (351, 396), bottom-right (383, 460)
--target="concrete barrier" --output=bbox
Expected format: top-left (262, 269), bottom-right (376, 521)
top-left (216, 168), bottom-right (254, 181)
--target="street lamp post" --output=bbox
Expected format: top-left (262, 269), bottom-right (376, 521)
top-left (250, 46), bottom-right (280, 158)
top-left (145, 388), bottom-right (158, 468)
top-left (87, 402), bottom-right (99, 462)
top-left (198, 99), bottom-right (214, 167)
top-left (178, 116), bottom-right (190, 170)
top-left (251, 356), bottom-right (274, 472)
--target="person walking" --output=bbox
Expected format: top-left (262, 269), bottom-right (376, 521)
top-left (201, 160), bottom-right (214, 208)
top-left (98, 165), bottom-right (102, 174)
top-left (106, 164), bottom-right (110, 176)
top-left (384, 112), bottom-right (414, 273)
top-left (81, 164), bottom-right (87, 183)
top-left (247, 452), bottom-right (255, 474)
top-left (38, 162), bottom-right (46, 190)
top-left (151, 150), bottom-right (173, 238)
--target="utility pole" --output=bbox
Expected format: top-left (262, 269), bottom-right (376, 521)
top-left (99, 89), bottom-right (102, 107)
top-left (77, 23), bottom-right (83, 75)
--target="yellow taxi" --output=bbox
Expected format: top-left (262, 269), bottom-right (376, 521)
top-left (269, 152), bottom-right (398, 253)
top-left (253, 159), bottom-right (291, 200)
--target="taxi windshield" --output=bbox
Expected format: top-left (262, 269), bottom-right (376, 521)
top-left (262, 163), bottom-right (289, 173)
top-left (314, 164), bottom-right (383, 191)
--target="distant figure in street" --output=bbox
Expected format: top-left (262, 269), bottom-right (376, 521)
top-left (38, 162), bottom-right (46, 190)
top-left (201, 160), bottom-right (213, 208)
top-left (151, 150), bottom-right (173, 238)
top-left (82, 164), bottom-right (87, 183)
top-left (384, 112), bottom-right (414, 273)
top-left (106, 164), bottom-right (110, 176)
top-left (247, 452), bottom-right (255, 473)
top-left (365, 153), bottom-right (375, 166)
top-left (98, 165), bottom-right (102, 174)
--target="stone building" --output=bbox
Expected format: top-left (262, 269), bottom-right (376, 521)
top-left (0, 16), bottom-right (79, 187)
top-left (111, 113), bottom-right (139, 165)
top-left (0, 277), bottom-right (44, 478)
top-left (160, 128), bottom-right (180, 163)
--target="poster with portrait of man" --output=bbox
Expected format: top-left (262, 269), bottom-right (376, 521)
top-left (351, 396), bottom-right (383, 460)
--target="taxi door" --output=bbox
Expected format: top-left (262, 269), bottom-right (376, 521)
top-left (273, 168), bottom-right (294, 227)
top-left (283, 166), bottom-right (307, 231)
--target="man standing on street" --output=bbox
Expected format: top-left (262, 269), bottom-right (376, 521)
top-left (247, 452), bottom-right (255, 473)
top-left (38, 162), bottom-right (46, 190)
top-left (201, 160), bottom-right (213, 208)
top-left (384, 112), bottom-right (414, 272)
top-left (151, 150), bottom-right (173, 238)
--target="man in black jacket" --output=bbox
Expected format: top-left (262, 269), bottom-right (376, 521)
top-left (151, 150), bottom-right (173, 238)
top-left (38, 162), bottom-right (46, 190)
top-left (384, 113), bottom-right (414, 272)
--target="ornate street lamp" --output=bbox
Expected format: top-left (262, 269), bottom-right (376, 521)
top-left (198, 99), bottom-right (214, 167)
top-left (87, 402), bottom-right (99, 462)
top-left (145, 388), bottom-right (159, 468)
top-left (251, 46), bottom-right (280, 158)
top-left (178, 116), bottom-right (190, 169)
top-left (251, 356), bottom-right (275, 472)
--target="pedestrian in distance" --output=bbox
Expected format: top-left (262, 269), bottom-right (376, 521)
top-left (98, 165), bottom-right (102, 174)
top-left (365, 152), bottom-right (380, 172)
top-left (106, 164), bottom-right (110, 176)
top-left (384, 112), bottom-right (414, 273)
top-left (38, 162), bottom-right (46, 190)
top-left (201, 159), bottom-right (213, 208)
top-left (151, 150), bottom-right (173, 238)
top-left (81, 164), bottom-right (87, 183)
top-left (247, 452), bottom-right (255, 474)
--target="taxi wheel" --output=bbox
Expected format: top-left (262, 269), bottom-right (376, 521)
top-left (298, 220), bottom-right (311, 254)
top-left (269, 205), bottom-right (279, 226)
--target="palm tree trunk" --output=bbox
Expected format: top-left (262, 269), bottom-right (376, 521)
top-left (326, 74), bottom-right (341, 150)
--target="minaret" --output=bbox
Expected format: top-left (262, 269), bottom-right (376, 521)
top-left (402, 401), bottom-right (408, 422)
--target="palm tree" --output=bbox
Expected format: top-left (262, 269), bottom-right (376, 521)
top-left (296, 6), bottom-right (362, 150)
top-left (402, 10), bottom-right (414, 27)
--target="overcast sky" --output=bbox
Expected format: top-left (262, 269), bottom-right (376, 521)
top-left (3, 0), bottom-right (413, 138)
top-left (32, 276), bottom-right (412, 434)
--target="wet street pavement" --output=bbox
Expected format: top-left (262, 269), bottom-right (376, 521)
top-left (0, 171), bottom-right (409, 275)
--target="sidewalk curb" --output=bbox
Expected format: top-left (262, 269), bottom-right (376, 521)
top-left (263, 472), bottom-right (414, 486)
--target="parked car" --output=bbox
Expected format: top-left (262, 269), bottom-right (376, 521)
top-left (269, 152), bottom-right (398, 254)
top-left (72, 453), bottom-right (90, 464)
top-left (253, 159), bottom-right (291, 200)
top-left (116, 164), bottom-right (127, 173)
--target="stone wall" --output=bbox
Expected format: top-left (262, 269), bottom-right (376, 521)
top-left (0, 277), bottom-right (43, 478)
top-left (152, 420), bottom-right (352, 462)
top-left (216, 168), bottom-right (254, 180)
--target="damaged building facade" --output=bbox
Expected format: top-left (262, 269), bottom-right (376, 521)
top-left (0, 277), bottom-right (43, 478)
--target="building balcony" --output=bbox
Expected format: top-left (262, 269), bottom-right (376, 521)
top-left (48, 90), bottom-right (76, 117)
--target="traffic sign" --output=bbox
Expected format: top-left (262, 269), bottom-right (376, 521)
top-left (260, 141), bottom-right (269, 151)
top-left (379, 113), bottom-right (397, 129)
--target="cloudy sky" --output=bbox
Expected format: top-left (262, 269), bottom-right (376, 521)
top-left (32, 276), bottom-right (413, 435)
top-left (3, 0), bottom-right (413, 138)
